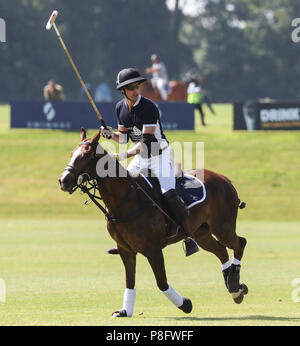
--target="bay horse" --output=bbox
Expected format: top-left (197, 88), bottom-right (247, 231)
top-left (58, 128), bottom-right (248, 317)
top-left (140, 80), bottom-right (187, 102)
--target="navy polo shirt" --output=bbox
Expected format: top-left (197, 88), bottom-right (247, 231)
top-left (115, 96), bottom-right (167, 144)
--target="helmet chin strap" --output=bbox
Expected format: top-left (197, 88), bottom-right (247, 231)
top-left (121, 89), bottom-right (136, 102)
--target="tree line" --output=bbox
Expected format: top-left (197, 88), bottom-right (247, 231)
top-left (0, 0), bottom-right (300, 103)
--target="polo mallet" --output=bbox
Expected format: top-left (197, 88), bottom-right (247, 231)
top-left (46, 10), bottom-right (108, 129)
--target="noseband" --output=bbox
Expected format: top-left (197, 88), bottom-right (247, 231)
top-left (64, 164), bottom-right (77, 175)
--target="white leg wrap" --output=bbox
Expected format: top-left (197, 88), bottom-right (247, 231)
top-left (122, 288), bottom-right (136, 317)
top-left (221, 259), bottom-right (231, 271)
top-left (232, 257), bottom-right (241, 266)
top-left (162, 285), bottom-right (183, 307)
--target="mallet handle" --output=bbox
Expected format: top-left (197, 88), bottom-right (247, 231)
top-left (52, 22), bottom-right (107, 128)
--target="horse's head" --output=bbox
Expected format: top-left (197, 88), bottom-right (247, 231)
top-left (58, 128), bottom-right (101, 193)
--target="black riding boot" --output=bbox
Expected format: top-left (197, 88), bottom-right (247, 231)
top-left (163, 189), bottom-right (199, 256)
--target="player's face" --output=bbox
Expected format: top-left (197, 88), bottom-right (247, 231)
top-left (124, 83), bottom-right (140, 101)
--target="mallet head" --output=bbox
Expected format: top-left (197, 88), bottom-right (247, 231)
top-left (46, 10), bottom-right (58, 30)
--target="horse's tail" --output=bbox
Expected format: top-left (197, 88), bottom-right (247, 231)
top-left (239, 200), bottom-right (247, 209)
top-left (225, 177), bottom-right (246, 210)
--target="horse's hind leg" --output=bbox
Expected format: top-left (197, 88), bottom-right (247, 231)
top-left (194, 225), bottom-right (232, 290)
top-left (227, 235), bottom-right (248, 303)
top-left (214, 222), bottom-right (248, 303)
top-left (194, 224), bottom-right (230, 264)
top-left (112, 247), bottom-right (137, 318)
top-left (146, 248), bottom-right (192, 314)
top-left (233, 235), bottom-right (247, 262)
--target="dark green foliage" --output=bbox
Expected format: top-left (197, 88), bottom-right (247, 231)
top-left (0, 0), bottom-right (191, 101)
top-left (0, 0), bottom-right (299, 102)
top-left (182, 0), bottom-right (300, 101)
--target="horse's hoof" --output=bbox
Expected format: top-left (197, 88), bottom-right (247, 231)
top-left (178, 297), bottom-right (192, 313)
top-left (233, 292), bottom-right (244, 304)
top-left (232, 284), bottom-right (248, 304)
top-left (112, 309), bottom-right (127, 318)
top-left (240, 283), bottom-right (248, 295)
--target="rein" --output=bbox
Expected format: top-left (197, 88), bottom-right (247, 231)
top-left (64, 139), bottom-right (179, 232)
top-left (76, 177), bottom-right (154, 223)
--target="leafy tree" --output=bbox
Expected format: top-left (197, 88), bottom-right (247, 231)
top-left (179, 0), bottom-right (300, 101)
top-left (1, 0), bottom-right (300, 103)
top-left (0, 0), bottom-right (192, 102)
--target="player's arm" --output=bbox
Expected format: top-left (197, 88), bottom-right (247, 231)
top-left (101, 124), bottom-right (129, 144)
top-left (124, 125), bottom-right (156, 159)
top-left (113, 124), bottom-right (129, 144)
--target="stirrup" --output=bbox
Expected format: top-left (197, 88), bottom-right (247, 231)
top-left (182, 237), bottom-right (200, 257)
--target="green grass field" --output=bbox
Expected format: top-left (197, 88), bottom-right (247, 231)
top-left (0, 104), bottom-right (300, 326)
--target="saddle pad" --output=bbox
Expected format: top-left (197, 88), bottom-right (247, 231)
top-left (176, 173), bottom-right (206, 208)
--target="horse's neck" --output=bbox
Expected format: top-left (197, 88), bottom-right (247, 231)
top-left (95, 161), bottom-right (136, 218)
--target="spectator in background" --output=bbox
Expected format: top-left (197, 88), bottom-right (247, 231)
top-left (186, 71), bottom-right (215, 126)
top-left (43, 80), bottom-right (65, 101)
top-left (145, 54), bottom-right (169, 101)
top-left (94, 82), bottom-right (112, 102)
top-left (187, 74), bottom-right (206, 126)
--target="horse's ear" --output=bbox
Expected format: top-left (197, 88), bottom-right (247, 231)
top-left (92, 130), bottom-right (101, 143)
top-left (80, 127), bottom-right (87, 141)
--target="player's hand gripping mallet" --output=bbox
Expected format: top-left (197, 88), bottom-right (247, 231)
top-left (46, 10), bottom-right (108, 129)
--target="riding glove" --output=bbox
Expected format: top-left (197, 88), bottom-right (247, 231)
top-left (100, 126), bottom-right (113, 139)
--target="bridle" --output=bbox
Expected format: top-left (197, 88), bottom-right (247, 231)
top-left (63, 140), bottom-right (99, 194)
top-left (62, 140), bottom-right (147, 221)
top-left (64, 164), bottom-right (79, 178)
top-left (63, 139), bottom-right (179, 233)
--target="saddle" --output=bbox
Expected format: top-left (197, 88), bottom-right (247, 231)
top-left (133, 163), bottom-right (206, 234)
top-left (134, 164), bottom-right (206, 207)
top-left (174, 163), bottom-right (206, 209)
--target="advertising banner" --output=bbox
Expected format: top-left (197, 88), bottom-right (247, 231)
top-left (11, 101), bottom-right (194, 131)
top-left (234, 100), bottom-right (300, 131)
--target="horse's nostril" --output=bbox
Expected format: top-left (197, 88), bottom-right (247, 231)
top-left (59, 171), bottom-right (77, 192)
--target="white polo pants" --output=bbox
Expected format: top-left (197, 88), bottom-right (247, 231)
top-left (127, 146), bottom-right (175, 193)
top-left (152, 78), bottom-right (169, 101)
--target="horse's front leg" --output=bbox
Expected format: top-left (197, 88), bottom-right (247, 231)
top-left (146, 248), bottom-right (192, 314)
top-left (112, 246), bottom-right (137, 318)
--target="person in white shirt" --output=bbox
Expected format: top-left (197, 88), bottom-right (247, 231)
top-left (146, 54), bottom-right (169, 101)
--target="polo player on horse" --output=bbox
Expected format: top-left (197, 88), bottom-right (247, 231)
top-left (145, 54), bottom-right (169, 101)
top-left (101, 68), bottom-right (199, 256)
